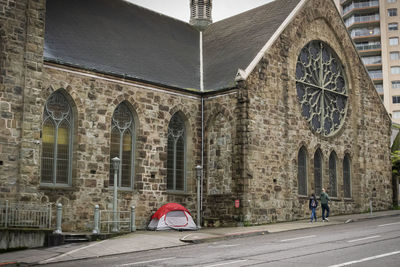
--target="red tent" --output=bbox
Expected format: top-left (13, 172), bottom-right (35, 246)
top-left (148, 203), bottom-right (197, 230)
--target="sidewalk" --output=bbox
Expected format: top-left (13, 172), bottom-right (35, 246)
top-left (1, 210), bottom-right (399, 266)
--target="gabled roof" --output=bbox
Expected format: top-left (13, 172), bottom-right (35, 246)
top-left (203, 0), bottom-right (301, 91)
top-left (44, 0), bottom-right (303, 92)
top-left (44, 0), bottom-right (200, 90)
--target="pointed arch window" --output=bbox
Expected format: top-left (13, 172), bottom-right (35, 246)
top-left (41, 91), bottom-right (73, 185)
top-left (343, 154), bottom-right (351, 198)
top-left (329, 151), bottom-right (338, 197)
top-left (110, 102), bottom-right (135, 188)
top-left (298, 146), bottom-right (307, 196)
top-left (314, 149), bottom-right (323, 196)
top-left (167, 113), bottom-right (186, 191)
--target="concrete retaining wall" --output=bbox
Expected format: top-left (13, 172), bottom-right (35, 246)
top-left (0, 229), bottom-right (52, 250)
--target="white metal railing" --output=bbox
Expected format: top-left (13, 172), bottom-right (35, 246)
top-left (362, 56), bottom-right (382, 65)
top-left (345, 14), bottom-right (380, 27)
top-left (368, 71), bottom-right (383, 79)
top-left (375, 84), bottom-right (383, 93)
top-left (343, 1), bottom-right (379, 14)
top-left (99, 210), bottom-right (132, 233)
top-left (0, 200), bottom-right (52, 229)
top-left (356, 43), bottom-right (381, 51)
top-left (351, 28), bottom-right (380, 37)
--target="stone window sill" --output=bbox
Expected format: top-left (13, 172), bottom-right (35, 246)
top-left (207, 192), bottom-right (233, 197)
top-left (39, 184), bottom-right (75, 191)
top-left (108, 186), bottom-right (134, 192)
top-left (166, 190), bottom-right (191, 196)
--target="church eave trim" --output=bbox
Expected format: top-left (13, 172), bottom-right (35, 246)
top-left (238, 0), bottom-right (307, 82)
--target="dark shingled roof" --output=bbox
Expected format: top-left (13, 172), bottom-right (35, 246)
top-left (203, 0), bottom-right (301, 91)
top-left (44, 0), bottom-right (301, 91)
top-left (44, 0), bottom-right (200, 90)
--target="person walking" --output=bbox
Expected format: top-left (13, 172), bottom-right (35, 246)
top-left (309, 193), bottom-right (318, 222)
top-left (320, 188), bottom-right (330, 222)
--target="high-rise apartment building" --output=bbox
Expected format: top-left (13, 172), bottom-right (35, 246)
top-left (335, 0), bottom-right (400, 123)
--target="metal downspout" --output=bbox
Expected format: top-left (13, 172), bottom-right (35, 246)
top-left (200, 31), bottom-right (204, 225)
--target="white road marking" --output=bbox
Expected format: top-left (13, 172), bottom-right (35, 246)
top-left (329, 250), bottom-right (400, 267)
top-left (347, 235), bottom-right (380, 243)
top-left (117, 257), bottom-right (176, 266)
top-left (378, 222), bottom-right (400, 227)
top-left (39, 240), bottom-right (106, 263)
top-left (280, 235), bottom-right (316, 242)
top-left (204, 259), bottom-right (248, 267)
top-left (208, 244), bottom-right (240, 248)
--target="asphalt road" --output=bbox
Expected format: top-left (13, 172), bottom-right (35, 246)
top-left (39, 215), bottom-right (400, 267)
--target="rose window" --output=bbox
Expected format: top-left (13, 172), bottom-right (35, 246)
top-left (295, 41), bottom-right (348, 136)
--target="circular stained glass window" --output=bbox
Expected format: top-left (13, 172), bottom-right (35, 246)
top-left (295, 41), bottom-right (348, 136)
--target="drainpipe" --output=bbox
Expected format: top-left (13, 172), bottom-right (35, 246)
top-left (200, 96), bottom-right (204, 225)
top-left (199, 30), bottom-right (205, 227)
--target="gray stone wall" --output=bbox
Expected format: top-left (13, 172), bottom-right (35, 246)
top-left (239, 0), bottom-right (392, 224)
top-left (0, 0), bottom-right (46, 200)
top-left (34, 66), bottom-right (202, 230)
top-left (202, 94), bottom-right (240, 225)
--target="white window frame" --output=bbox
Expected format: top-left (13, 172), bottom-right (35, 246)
top-left (391, 66), bottom-right (400, 74)
top-left (393, 95), bottom-right (400, 103)
top-left (393, 110), bottom-right (400, 119)
top-left (388, 8), bottom-right (398, 16)
top-left (391, 51), bottom-right (400, 60)
top-left (389, 23), bottom-right (398, 31)
top-left (392, 81), bottom-right (400, 88)
top-left (390, 37), bottom-right (399, 46)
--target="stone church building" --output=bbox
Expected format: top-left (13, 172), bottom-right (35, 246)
top-left (0, 0), bottom-right (393, 230)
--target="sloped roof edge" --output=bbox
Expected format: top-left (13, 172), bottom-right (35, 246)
top-left (236, 0), bottom-right (307, 82)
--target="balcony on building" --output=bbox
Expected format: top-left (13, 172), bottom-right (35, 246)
top-left (344, 13), bottom-right (380, 29)
top-left (351, 27), bottom-right (380, 37)
top-left (362, 55), bottom-right (382, 69)
top-left (342, 0), bottom-right (380, 18)
top-left (374, 83), bottom-right (383, 94)
top-left (368, 70), bottom-right (383, 81)
top-left (355, 41), bottom-right (382, 55)
top-left (351, 29), bottom-right (381, 44)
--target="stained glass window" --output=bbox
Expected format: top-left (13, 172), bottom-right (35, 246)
top-left (343, 154), bottom-right (351, 198)
top-left (110, 102), bottom-right (134, 188)
top-left (298, 146), bottom-right (307, 196)
top-left (314, 149), bottom-right (323, 196)
top-left (167, 113), bottom-right (186, 191)
top-left (41, 91), bottom-right (73, 185)
top-left (296, 41), bottom-right (348, 136)
top-left (329, 151), bottom-right (338, 197)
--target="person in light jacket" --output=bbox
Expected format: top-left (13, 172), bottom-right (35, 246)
top-left (320, 188), bottom-right (330, 222)
top-left (309, 193), bottom-right (318, 222)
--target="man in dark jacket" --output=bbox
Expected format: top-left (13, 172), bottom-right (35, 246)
top-left (320, 188), bottom-right (330, 222)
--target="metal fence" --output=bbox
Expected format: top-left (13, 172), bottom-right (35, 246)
top-left (0, 200), bottom-right (52, 229)
top-left (99, 210), bottom-right (132, 234)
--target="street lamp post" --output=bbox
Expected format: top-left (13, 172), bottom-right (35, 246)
top-left (111, 157), bottom-right (121, 233)
top-left (195, 165), bottom-right (203, 229)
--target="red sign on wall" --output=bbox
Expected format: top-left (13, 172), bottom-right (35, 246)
top-left (235, 199), bottom-right (240, 208)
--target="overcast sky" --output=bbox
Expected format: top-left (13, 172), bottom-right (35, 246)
top-left (126, 0), bottom-right (274, 22)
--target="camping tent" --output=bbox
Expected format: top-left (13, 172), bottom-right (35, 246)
top-left (148, 203), bottom-right (197, 230)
